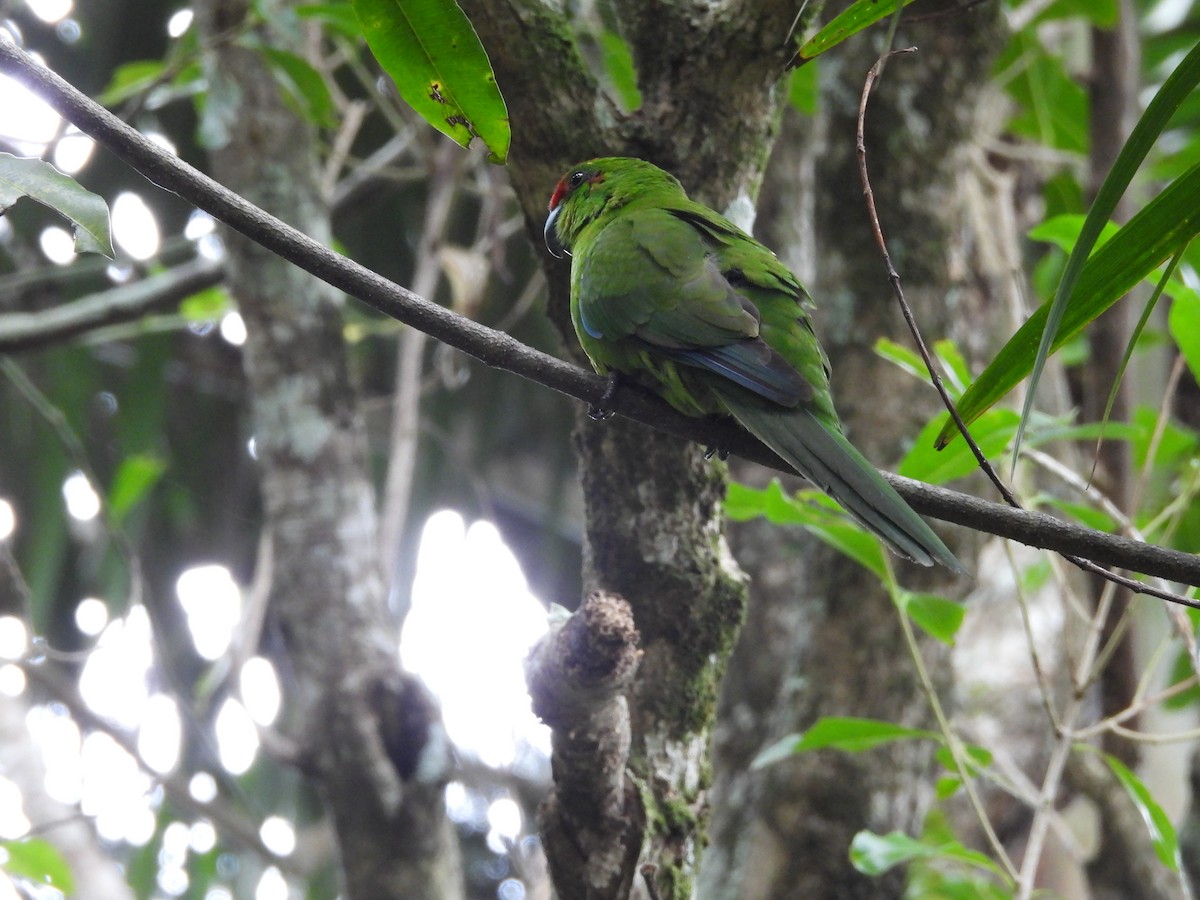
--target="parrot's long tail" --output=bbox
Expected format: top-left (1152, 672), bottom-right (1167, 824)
top-left (715, 387), bottom-right (967, 574)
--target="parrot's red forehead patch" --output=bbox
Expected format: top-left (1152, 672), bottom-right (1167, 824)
top-left (548, 170), bottom-right (605, 210)
top-left (548, 181), bottom-right (569, 211)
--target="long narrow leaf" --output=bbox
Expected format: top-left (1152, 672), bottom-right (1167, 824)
top-left (1087, 247), bottom-right (1184, 479)
top-left (1007, 39), bottom-right (1200, 463)
top-left (936, 159), bottom-right (1200, 448)
top-left (796, 0), bottom-right (919, 61)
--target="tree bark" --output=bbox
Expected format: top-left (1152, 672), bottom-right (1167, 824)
top-left (463, 0), bottom-right (812, 894)
top-left (193, 1), bottom-right (461, 895)
top-left (704, 11), bottom-right (1008, 898)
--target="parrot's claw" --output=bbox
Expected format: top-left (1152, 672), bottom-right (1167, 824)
top-left (588, 373), bottom-right (622, 420)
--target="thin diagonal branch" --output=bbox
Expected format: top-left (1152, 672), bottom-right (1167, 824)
top-left (855, 48), bottom-right (1200, 607)
top-left (0, 257), bottom-right (224, 352)
top-left (2, 41), bottom-right (1198, 592)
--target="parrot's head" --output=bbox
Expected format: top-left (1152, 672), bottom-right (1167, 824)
top-left (544, 157), bottom-right (685, 258)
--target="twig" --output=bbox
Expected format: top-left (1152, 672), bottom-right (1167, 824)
top-left (0, 257), bottom-right (224, 352)
top-left (855, 48), bottom-right (1199, 607)
top-left (2, 40), bottom-right (1199, 592)
top-left (891, 577), bottom-right (1019, 881)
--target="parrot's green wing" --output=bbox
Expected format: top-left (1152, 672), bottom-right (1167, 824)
top-left (575, 207), bottom-right (810, 407)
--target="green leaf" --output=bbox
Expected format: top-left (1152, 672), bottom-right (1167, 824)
top-left (1103, 752), bottom-right (1180, 870)
top-left (256, 46), bottom-right (338, 129)
top-left (108, 454), bottom-right (166, 522)
top-left (1009, 38), bottom-right (1200, 462)
top-left (753, 717), bottom-right (938, 768)
top-left (797, 0), bottom-right (917, 61)
top-left (788, 61), bottom-right (819, 116)
top-left (353, 0), bottom-right (510, 162)
top-left (934, 742), bottom-right (993, 772)
top-left (1031, 0), bottom-right (1117, 26)
top-left (294, 1), bottom-right (363, 36)
top-left (1163, 648), bottom-right (1200, 712)
top-left (902, 410), bottom-right (1018, 485)
top-left (599, 31), bottom-right (641, 112)
top-left (725, 481), bottom-right (769, 521)
top-left (935, 775), bottom-right (962, 799)
top-left (900, 591), bottom-right (965, 644)
top-left (725, 482), bottom-right (886, 576)
top-left (1028, 214), bottom-right (1120, 254)
top-left (1169, 288), bottom-right (1200, 385)
top-left (1039, 498), bottom-right (1116, 534)
top-left (996, 31), bottom-right (1089, 153)
top-left (179, 286), bottom-right (234, 321)
top-left (796, 494), bottom-right (888, 578)
top-left (936, 160), bottom-right (1200, 449)
top-left (849, 830), bottom-right (1007, 880)
top-left (1, 838), bottom-right (76, 893)
top-left (98, 59), bottom-right (167, 106)
top-left (0, 153), bottom-right (114, 257)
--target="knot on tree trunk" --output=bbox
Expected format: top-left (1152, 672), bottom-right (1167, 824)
top-left (525, 591), bottom-right (645, 899)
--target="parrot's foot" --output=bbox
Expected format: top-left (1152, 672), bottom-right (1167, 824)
top-left (703, 444), bottom-right (730, 462)
top-left (588, 373), bottom-right (622, 420)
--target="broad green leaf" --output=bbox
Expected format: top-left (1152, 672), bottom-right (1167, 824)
top-left (788, 61), bottom-right (819, 116)
top-left (754, 717), bottom-right (938, 769)
top-left (0, 153), bottom-right (114, 256)
top-left (1163, 648), bottom-right (1200, 712)
top-left (109, 454), bottom-right (166, 522)
top-left (1031, 0), bottom-right (1117, 28)
top-left (1039, 498), bottom-right (1116, 534)
top-left (900, 591), bottom-right (965, 644)
top-left (294, 1), bottom-right (363, 36)
top-left (725, 483), bottom-right (886, 576)
top-left (725, 481), bottom-right (770, 521)
top-left (179, 286), bottom-right (234, 321)
top-left (256, 46), bottom-right (337, 129)
top-left (874, 337), bottom-right (970, 397)
top-left (98, 59), bottom-right (167, 106)
top-left (599, 31), bottom-right (641, 112)
top-left (796, 0), bottom-right (917, 61)
top-left (996, 31), bottom-right (1089, 153)
top-left (849, 830), bottom-right (1007, 880)
top-left (875, 337), bottom-right (929, 384)
top-left (935, 159), bottom-right (1200, 449)
top-left (196, 60), bottom-right (242, 150)
top-left (935, 775), bottom-right (962, 799)
top-left (1087, 247), bottom-right (1184, 475)
top-left (1169, 288), bottom-right (1200, 384)
top-left (935, 743), bottom-right (993, 773)
top-left (902, 410), bottom-right (1018, 485)
top-left (1130, 405), bottom-right (1199, 471)
top-left (1009, 39), bottom-right (1200, 463)
top-left (354, 0), bottom-right (510, 162)
top-left (1103, 752), bottom-right (1180, 870)
top-left (1, 838), bottom-right (75, 893)
top-left (1028, 214), bottom-right (1120, 255)
top-left (796, 494), bottom-right (888, 578)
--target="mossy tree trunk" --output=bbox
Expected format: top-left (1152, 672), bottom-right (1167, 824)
top-left (467, 2), bottom-right (1006, 897)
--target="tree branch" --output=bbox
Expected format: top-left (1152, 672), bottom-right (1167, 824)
top-left (1, 41), bottom-right (1197, 590)
top-left (0, 256), bottom-right (224, 352)
top-left (525, 591), bottom-right (644, 899)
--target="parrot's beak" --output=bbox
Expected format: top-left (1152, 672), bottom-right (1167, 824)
top-left (544, 206), bottom-right (569, 258)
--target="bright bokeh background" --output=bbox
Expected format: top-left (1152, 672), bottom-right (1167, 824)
top-left (1, 484), bottom-right (550, 897)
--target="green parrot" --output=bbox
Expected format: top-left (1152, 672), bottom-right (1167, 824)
top-left (544, 157), bottom-right (965, 572)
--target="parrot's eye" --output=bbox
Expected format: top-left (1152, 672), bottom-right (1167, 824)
top-left (568, 170), bottom-right (587, 189)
